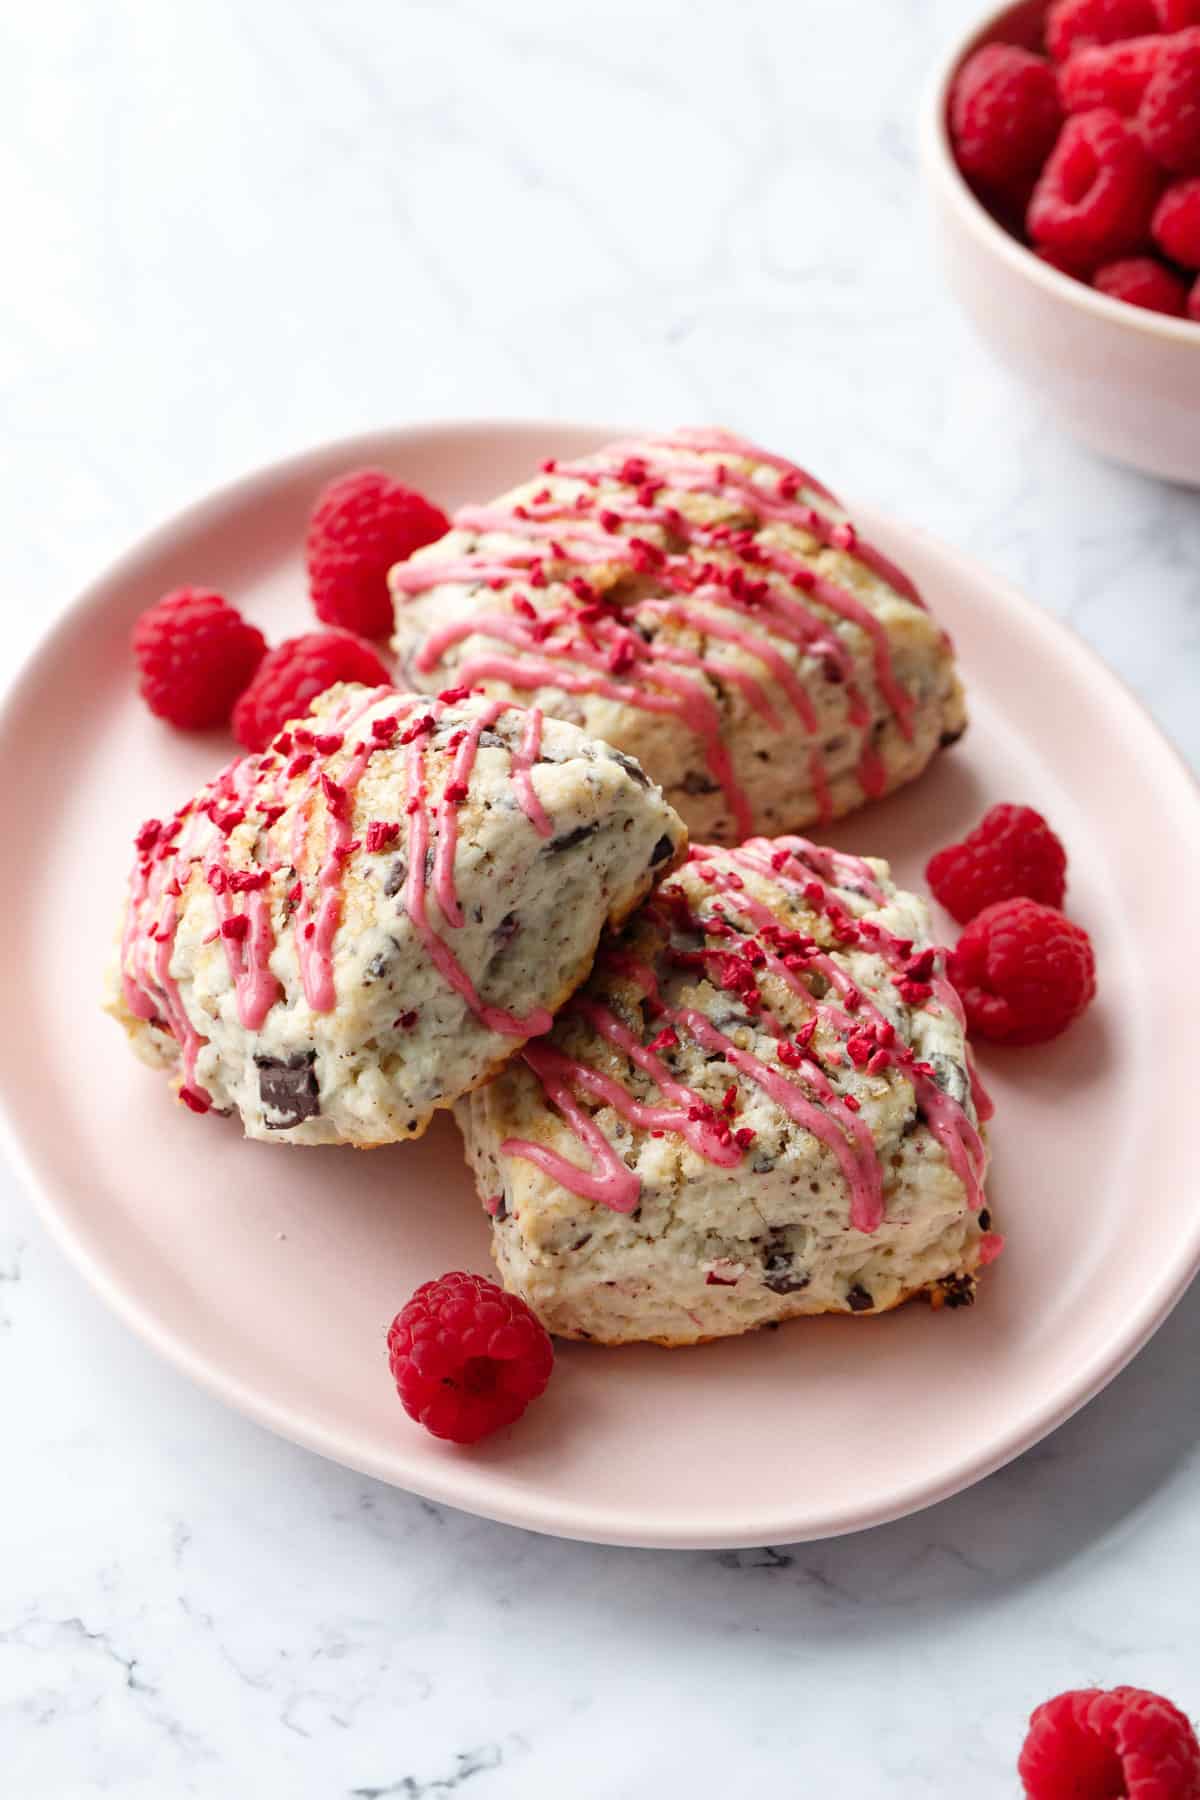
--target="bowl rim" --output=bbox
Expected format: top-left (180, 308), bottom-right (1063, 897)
top-left (918, 0), bottom-right (1200, 347)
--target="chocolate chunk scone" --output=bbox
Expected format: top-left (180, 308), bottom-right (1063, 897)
top-left (456, 838), bottom-right (998, 1345)
top-left (391, 428), bottom-right (965, 844)
top-left (106, 683), bottom-right (686, 1146)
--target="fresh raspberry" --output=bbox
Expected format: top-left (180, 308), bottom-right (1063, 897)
top-left (1058, 35), bottom-right (1166, 114)
top-left (306, 469), bottom-right (450, 638)
top-left (950, 46), bottom-right (1064, 190)
top-left (387, 1271), bottom-right (554, 1444)
top-left (926, 804), bottom-right (1068, 924)
top-left (1152, 172), bottom-right (1200, 257)
top-left (1156, 0), bottom-right (1200, 24)
top-left (1139, 30), bottom-right (1200, 169)
top-left (1027, 108), bottom-right (1161, 265)
top-left (1189, 268), bottom-right (1200, 310)
top-left (948, 898), bottom-right (1096, 1045)
top-left (231, 630), bottom-right (392, 751)
top-left (1035, 242), bottom-right (1093, 274)
top-left (1019, 1686), bottom-right (1200, 1798)
top-left (1046, 0), bottom-right (1158, 61)
top-left (1094, 251), bottom-right (1190, 305)
top-left (133, 589), bottom-right (266, 730)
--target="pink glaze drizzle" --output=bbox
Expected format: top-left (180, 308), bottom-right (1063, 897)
top-left (575, 997), bottom-right (745, 1167)
top-left (293, 736), bottom-right (377, 1013)
top-left (402, 713), bottom-right (554, 1037)
top-left (502, 835), bottom-right (989, 1230)
top-left (393, 431), bottom-right (927, 831)
top-left (511, 706), bottom-right (552, 837)
top-left (118, 686), bottom-right (578, 1105)
top-left (504, 1042), bottom-right (642, 1211)
top-left (432, 698), bottom-right (509, 927)
top-left (728, 842), bottom-right (988, 1209)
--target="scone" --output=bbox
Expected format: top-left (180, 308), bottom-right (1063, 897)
top-left (106, 682), bottom-right (686, 1146)
top-left (392, 427), bottom-right (965, 844)
top-left (456, 837), bottom-right (998, 1345)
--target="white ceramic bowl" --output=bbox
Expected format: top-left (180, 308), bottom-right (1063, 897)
top-left (919, 0), bottom-right (1200, 486)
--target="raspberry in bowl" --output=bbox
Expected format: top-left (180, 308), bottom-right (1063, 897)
top-left (919, 0), bottom-right (1200, 484)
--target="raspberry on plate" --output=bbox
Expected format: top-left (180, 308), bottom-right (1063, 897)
top-left (1152, 173), bottom-right (1200, 259)
top-left (1189, 268), bottom-right (1200, 310)
top-left (133, 588), bottom-right (267, 730)
top-left (306, 469), bottom-right (450, 639)
top-left (1027, 107), bottom-right (1162, 265)
top-left (387, 1271), bottom-right (554, 1444)
top-left (1019, 1685), bottom-right (1200, 1798)
top-left (1045, 0), bottom-right (1159, 61)
top-left (948, 897), bottom-right (1096, 1045)
top-left (1058, 34), bottom-right (1167, 114)
top-left (949, 44), bottom-right (1063, 190)
top-left (926, 803), bottom-right (1068, 923)
top-left (1156, 0), bottom-right (1200, 24)
top-left (1094, 251), bottom-right (1190, 307)
top-left (231, 629), bottom-right (392, 751)
top-left (1139, 29), bottom-right (1200, 169)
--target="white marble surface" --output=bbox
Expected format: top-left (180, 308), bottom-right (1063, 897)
top-left (3, 2), bottom-right (1199, 1793)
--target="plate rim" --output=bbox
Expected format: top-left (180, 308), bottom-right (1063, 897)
top-left (2, 417), bottom-right (1198, 1550)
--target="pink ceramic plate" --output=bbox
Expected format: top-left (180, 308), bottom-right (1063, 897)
top-left (2, 422), bottom-right (1198, 1549)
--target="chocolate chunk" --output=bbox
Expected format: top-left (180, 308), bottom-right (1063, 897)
top-left (363, 949), bottom-right (392, 985)
top-left (255, 1051), bottom-right (319, 1129)
top-left (846, 1283), bottom-right (874, 1312)
top-left (938, 1273), bottom-right (976, 1309)
top-left (929, 1053), bottom-right (969, 1107)
top-left (608, 749), bottom-right (650, 787)
top-left (650, 834), bottom-right (675, 866)
top-left (762, 1232), bottom-right (810, 1295)
top-left (547, 822), bottom-right (600, 853)
top-left (493, 912), bottom-right (520, 948)
top-left (383, 858), bottom-right (407, 897)
top-left (978, 1208), bottom-right (992, 1233)
top-left (939, 723), bottom-right (966, 749)
top-left (763, 1249), bottom-right (810, 1296)
top-left (680, 770), bottom-right (718, 796)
